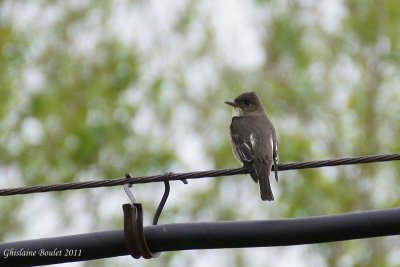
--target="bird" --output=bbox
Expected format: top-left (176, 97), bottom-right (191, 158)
top-left (225, 92), bottom-right (278, 201)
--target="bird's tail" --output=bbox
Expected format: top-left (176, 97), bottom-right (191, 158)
top-left (249, 161), bottom-right (274, 201)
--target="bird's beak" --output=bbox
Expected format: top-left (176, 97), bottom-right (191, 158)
top-left (225, 100), bottom-right (239, 107)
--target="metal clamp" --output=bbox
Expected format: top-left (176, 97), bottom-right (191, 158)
top-left (122, 171), bottom-right (188, 259)
top-left (122, 172), bottom-right (176, 259)
top-left (122, 202), bottom-right (160, 259)
top-left (122, 173), bottom-right (160, 259)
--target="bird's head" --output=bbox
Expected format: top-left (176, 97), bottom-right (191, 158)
top-left (225, 91), bottom-right (265, 117)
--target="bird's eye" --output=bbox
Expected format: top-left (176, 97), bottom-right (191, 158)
top-left (244, 101), bottom-right (251, 106)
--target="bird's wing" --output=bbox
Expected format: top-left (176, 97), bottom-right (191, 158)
top-left (231, 132), bottom-right (254, 163)
top-left (271, 125), bottom-right (278, 162)
top-left (270, 123), bottom-right (279, 182)
top-left (230, 117), bottom-right (255, 163)
top-left (273, 141), bottom-right (279, 182)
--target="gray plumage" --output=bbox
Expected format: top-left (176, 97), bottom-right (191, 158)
top-left (225, 92), bottom-right (278, 201)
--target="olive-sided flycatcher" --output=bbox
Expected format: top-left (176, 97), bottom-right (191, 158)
top-left (225, 92), bottom-right (278, 201)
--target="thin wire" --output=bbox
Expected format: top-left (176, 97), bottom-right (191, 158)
top-left (1, 153), bottom-right (399, 196)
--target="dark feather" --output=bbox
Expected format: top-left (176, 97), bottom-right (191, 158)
top-left (253, 160), bottom-right (274, 201)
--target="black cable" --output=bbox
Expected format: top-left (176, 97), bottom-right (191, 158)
top-left (0, 153), bottom-right (399, 196)
top-left (1, 207), bottom-right (400, 266)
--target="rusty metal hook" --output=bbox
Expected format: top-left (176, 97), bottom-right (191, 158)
top-left (152, 172), bottom-right (172, 225)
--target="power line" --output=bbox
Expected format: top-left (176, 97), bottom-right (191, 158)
top-left (0, 153), bottom-right (399, 196)
top-left (1, 207), bottom-right (400, 266)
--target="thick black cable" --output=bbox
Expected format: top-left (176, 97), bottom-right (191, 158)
top-left (0, 153), bottom-right (399, 196)
top-left (1, 207), bottom-right (400, 266)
